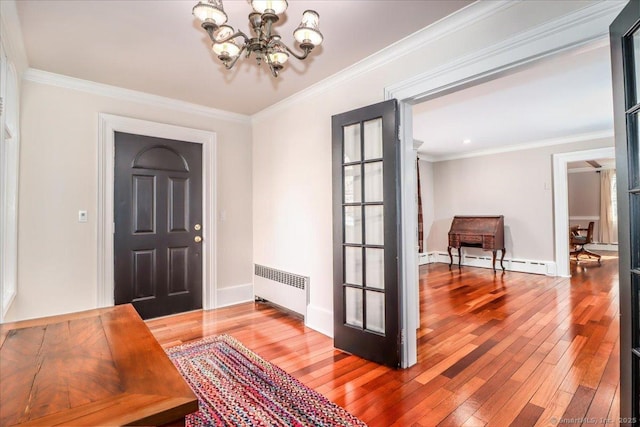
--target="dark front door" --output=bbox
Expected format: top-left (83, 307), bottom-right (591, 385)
top-left (332, 99), bottom-right (401, 367)
top-left (114, 132), bottom-right (203, 319)
top-left (610, 1), bottom-right (640, 424)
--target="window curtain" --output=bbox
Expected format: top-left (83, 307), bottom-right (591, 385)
top-left (599, 170), bottom-right (618, 243)
top-left (417, 159), bottom-right (424, 253)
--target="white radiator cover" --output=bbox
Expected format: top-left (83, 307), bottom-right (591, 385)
top-left (253, 265), bottom-right (309, 317)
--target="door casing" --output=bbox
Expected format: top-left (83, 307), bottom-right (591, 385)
top-left (97, 114), bottom-right (217, 310)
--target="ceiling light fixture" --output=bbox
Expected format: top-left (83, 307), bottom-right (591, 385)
top-left (192, 0), bottom-right (323, 77)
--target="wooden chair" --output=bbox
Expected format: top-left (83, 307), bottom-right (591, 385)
top-left (570, 221), bottom-right (601, 263)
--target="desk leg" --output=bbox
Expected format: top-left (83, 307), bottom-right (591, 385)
top-left (492, 250), bottom-right (497, 272)
top-left (457, 248), bottom-right (462, 268)
top-left (500, 249), bottom-right (506, 271)
top-left (448, 246), bottom-right (453, 269)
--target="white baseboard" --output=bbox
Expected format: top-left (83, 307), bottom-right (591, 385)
top-left (216, 283), bottom-right (254, 308)
top-left (418, 252), bottom-right (429, 266)
top-left (305, 304), bottom-right (333, 338)
top-left (427, 251), bottom-right (557, 276)
top-left (585, 243), bottom-right (618, 252)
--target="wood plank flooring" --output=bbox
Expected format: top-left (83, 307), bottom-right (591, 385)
top-left (147, 257), bottom-right (620, 426)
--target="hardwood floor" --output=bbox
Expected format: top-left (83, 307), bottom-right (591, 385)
top-left (147, 257), bottom-right (620, 427)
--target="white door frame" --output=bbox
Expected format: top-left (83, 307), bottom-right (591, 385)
top-left (552, 146), bottom-right (615, 277)
top-left (384, 1), bottom-right (623, 368)
top-left (97, 114), bottom-right (217, 310)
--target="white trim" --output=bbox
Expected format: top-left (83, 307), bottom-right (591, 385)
top-left (399, 102), bottom-right (418, 368)
top-left (418, 253), bottom-right (429, 266)
top-left (586, 243), bottom-right (618, 252)
top-left (25, 69), bottom-right (250, 124)
top-left (429, 252), bottom-right (556, 276)
top-left (385, 1), bottom-right (626, 102)
top-left (0, 44), bottom-right (20, 322)
top-left (216, 283), bottom-right (253, 308)
top-left (97, 114), bottom-right (217, 310)
top-left (568, 166), bottom-right (615, 173)
top-left (552, 147), bottom-right (615, 277)
top-left (251, 1), bottom-right (513, 124)
top-left (305, 304), bottom-right (333, 338)
top-left (0, 0), bottom-right (28, 77)
top-left (423, 130), bottom-right (613, 162)
top-left (569, 216), bottom-right (600, 221)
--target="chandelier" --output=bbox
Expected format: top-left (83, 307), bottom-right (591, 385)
top-left (192, 0), bottom-right (323, 77)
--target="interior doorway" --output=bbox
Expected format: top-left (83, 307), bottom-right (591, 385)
top-left (384, 3), bottom-right (621, 368)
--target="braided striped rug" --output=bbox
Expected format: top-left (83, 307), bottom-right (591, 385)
top-left (167, 334), bottom-right (367, 427)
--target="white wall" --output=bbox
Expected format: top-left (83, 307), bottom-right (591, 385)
top-left (6, 80), bottom-right (253, 321)
top-left (252, 0), bottom-right (607, 335)
top-left (425, 138), bottom-right (613, 261)
top-left (568, 170), bottom-right (601, 239)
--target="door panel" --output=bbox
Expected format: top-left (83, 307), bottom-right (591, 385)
top-left (610, 1), bottom-right (640, 423)
top-left (114, 132), bottom-right (203, 319)
top-left (332, 99), bottom-right (400, 368)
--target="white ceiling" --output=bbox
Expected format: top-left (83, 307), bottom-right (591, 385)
top-left (14, 1), bottom-right (615, 159)
top-left (413, 40), bottom-right (615, 160)
top-left (15, 0), bottom-right (473, 115)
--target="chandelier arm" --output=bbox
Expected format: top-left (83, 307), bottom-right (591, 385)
top-left (219, 30), bottom-right (250, 45)
top-left (281, 43), bottom-right (312, 61)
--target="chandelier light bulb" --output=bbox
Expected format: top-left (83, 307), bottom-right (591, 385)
top-left (268, 44), bottom-right (290, 66)
top-left (251, 0), bottom-right (288, 15)
top-left (293, 10), bottom-right (323, 47)
top-left (212, 25), bottom-right (240, 58)
top-left (192, 0), bottom-right (228, 26)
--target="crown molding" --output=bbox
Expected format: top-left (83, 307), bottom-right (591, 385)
top-left (23, 68), bottom-right (251, 125)
top-left (251, 0), bottom-right (514, 124)
top-left (421, 130), bottom-right (614, 163)
top-left (386, 0), bottom-right (626, 102)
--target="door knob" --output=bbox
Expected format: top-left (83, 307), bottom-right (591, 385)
top-left (194, 236), bottom-right (202, 243)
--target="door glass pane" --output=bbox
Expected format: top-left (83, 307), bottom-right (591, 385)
top-left (364, 118), bottom-right (382, 160)
top-left (344, 124), bottom-right (361, 163)
top-left (344, 165), bottom-right (362, 203)
top-left (633, 31), bottom-right (640, 105)
top-left (634, 273), bottom-right (640, 348)
top-left (364, 162), bottom-right (383, 202)
top-left (345, 287), bottom-right (363, 328)
top-left (632, 194), bottom-right (640, 269)
top-left (366, 248), bottom-right (384, 289)
top-left (630, 112), bottom-right (640, 189)
top-left (366, 290), bottom-right (385, 333)
top-left (365, 205), bottom-right (384, 245)
top-left (344, 206), bottom-right (362, 244)
top-left (345, 246), bottom-right (363, 285)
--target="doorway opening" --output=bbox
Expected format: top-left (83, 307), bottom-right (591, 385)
top-left (384, 2), bottom-right (621, 367)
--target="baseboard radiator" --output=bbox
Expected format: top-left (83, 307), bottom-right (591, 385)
top-left (253, 264), bottom-right (309, 318)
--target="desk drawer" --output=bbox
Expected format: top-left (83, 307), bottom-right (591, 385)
top-left (459, 234), bottom-right (482, 245)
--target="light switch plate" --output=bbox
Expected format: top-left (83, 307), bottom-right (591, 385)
top-left (78, 210), bottom-right (88, 222)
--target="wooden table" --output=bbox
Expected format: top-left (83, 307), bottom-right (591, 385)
top-left (0, 304), bottom-right (198, 426)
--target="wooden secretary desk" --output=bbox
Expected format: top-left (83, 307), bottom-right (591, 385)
top-left (447, 215), bottom-right (506, 272)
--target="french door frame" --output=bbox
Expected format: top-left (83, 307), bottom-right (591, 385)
top-left (97, 114), bottom-right (217, 310)
top-left (384, 2), bottom-right (624, 368)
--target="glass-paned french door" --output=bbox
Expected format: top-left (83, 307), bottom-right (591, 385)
top-left (332, 99), bottom-right (400, 367)
top-left (610, 1), bottom-right (640, 423)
